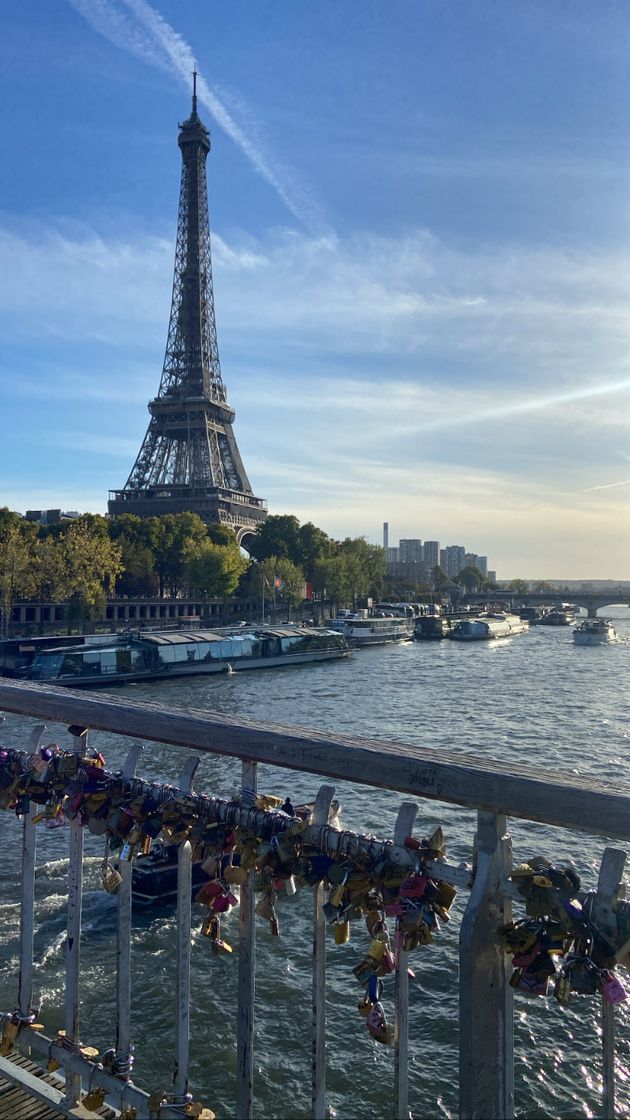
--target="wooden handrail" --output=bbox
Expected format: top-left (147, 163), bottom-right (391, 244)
top-left (1, 679), bottom-right (629, 839)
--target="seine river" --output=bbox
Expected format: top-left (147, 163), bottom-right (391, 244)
top-left (1, 610), bottom-right (630, 1119)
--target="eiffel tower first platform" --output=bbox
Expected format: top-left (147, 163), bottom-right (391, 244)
top-left (108, 76), bottom-right (267, 544)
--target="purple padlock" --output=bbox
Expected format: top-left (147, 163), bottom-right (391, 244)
top-left (601, 971), bottom-right (628, 1005)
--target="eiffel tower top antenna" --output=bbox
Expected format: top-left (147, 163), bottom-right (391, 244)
top-left (108, 87), bottom-right (267, 543)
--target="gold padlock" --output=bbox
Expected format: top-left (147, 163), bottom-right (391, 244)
top-left (367, 938), bottom-right (386, 960)
top-left (101, 866), bottom-right (122, 894)
top-left (333, 920), bottom-right (350, 945)
top-left (224, 864), bottom-right (247, 886)
top-left (83, 1087), bottom-right (107, 1111)
top-left (433, 879), bottom-right (457, 910)
top-left (0, 1019), bottom-right (19, 1055)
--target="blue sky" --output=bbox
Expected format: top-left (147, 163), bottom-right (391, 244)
top-left (2, 1), bottom-right (630, 579)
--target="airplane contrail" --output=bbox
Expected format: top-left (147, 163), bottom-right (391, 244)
top-left (583, 478), bottom-right (630, 492)
top-left (68, 0), bottom-right (327, 231)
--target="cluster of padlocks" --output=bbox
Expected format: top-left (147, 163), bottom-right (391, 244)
top-left (0, 743), bottom-right (458, 1046)
top-left (499, 858), bottom-right (630, 1003)
top-left (193, 818), bottom-right (457, 1043)
top-left (4, 742), bottom-right (629, 1049)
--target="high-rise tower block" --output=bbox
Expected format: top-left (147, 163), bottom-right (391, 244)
top-left (108, 76), bottom-right (267, 544)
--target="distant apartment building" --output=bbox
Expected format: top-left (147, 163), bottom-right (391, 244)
top-left (382, 528), bottom-right (494, 585)
top-left (25, 509), bottom-right (80, 525)
top-left (488, 570), bottom-right (496, 584)
top-left (444, 545), bottom-right (466, 577)
top-left (399, 539), bottom-right (423, 563)
top-left (423, 540), bottom-right (440, 568)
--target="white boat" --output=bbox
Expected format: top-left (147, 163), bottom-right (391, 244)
top-left (448, 613), bottom-right (529, 642)
top-left (328, 610), bottom-right (413, 647)
top-left (573, 618), bottom-right (618, 645)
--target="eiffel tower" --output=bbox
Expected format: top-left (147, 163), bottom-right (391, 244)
top-left (108, 75), bottom-right (267, 544)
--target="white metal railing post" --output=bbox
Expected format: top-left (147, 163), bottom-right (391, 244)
top-left (311, 784), bottom-right (335, 1120)
top-left (459, 811), bottom-right (513, 1120)
top-left (173, 839), bottom-right (192, 1102)
top-left (602, 997), bottom-right (616, 1119)
top-left (172, 757), bottom-right (198, 1104)
top-left (393, 802), bottom-right (418, 1120)
top-left (236, 760), bottom-right (258, 1120)
top-left (63, 726), bottom-right (87, 1107)
top-left (17, 724), bottom-right (46, 1022)
top-left (115, 743), bottom-right (143, 1079)
top-left (593, 848), bottom-right (626, 1120)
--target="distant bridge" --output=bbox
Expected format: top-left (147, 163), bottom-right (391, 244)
top-left (465, 589), bottom-right (630, 618)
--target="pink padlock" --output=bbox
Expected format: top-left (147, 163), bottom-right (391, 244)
top-left (211, 894), bottom-right (231, 913)
top-left (400, 875), bottom-right (427, 900)
top-left (512, 944), bottom-right (541, 969)
top-left (196, 879), bottom-right (223, 904)
top-left (384, 901), bottom-right (405, 917)
top-left (602, 971), bottom-right (628, 1005)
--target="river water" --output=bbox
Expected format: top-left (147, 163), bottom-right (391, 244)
top-left (1, 611), bottom-right (630, 1119)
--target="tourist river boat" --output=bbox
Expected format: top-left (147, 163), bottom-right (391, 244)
top-left (448, 613), bottom-right (529, 642)
top-left (537, 604), bottom-right (578, 627)
top-left (573, 618), bottom-right (618, 645)
top-left (328, 611), bottom-right (413, 647)
top-left (26, 625), bottom-right (351, 687)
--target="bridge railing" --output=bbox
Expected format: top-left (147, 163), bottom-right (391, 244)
top-left (0, 679), bottom-right (628, 1119)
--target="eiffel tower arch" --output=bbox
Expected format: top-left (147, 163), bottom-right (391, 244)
top-left (108, 76), bottom-right (267, 547)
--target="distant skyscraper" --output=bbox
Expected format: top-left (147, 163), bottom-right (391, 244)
top-left (444, 545), bottom-right (466, 577)
top-left (476, 555), bottom-right (488, 576)
top-left (465, 553), bottom-right (478, 570)
top-left (399, 539), bottom-right (423, 563)
top-left (383, 522), bottom-right (389, 550)
top-left (423, 540), bottom-right (439, 568)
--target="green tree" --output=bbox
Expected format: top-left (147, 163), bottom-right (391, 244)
top-left (145, 513), bottom-right (209, 597)
top-left (297, 522), bottom-right (334, 581)
top-left (116, 539), bottom-right (159, 598)
top-left (0, 517), bottom-right (39, 636)
top-left (508, 578), bottom-right (529, 595)
top-left (187, 539), bottom-right (249, 598)
top-left (456, 565), bottom-right (485, 593)
top-left (431, 565), bottom-right (450, 591)
top-left (246, 515), bottom-right (302, 565)
top-left (66, 518), bottom-right (123, 625)
top-left (337, 538), bottom-right (387, 601)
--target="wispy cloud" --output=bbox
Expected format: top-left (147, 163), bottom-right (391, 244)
top-left (583, 478), bottom-right (630, 493)
top-left (67, 0), bottom-right (326, 231)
